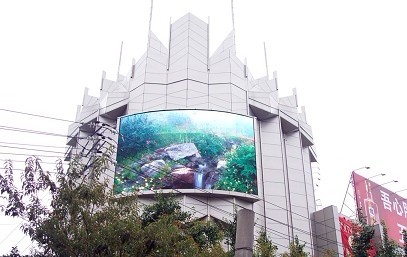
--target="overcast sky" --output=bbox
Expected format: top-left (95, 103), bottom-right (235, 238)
top-left (1, 0), bottom-right (407, 254)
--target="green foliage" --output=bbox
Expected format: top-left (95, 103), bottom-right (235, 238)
top-left (281, 235), bottom-right (309, 257)
top-left (194, 133), bottom-right (225, 159)
top-left (254, 230), bottom-right (278, 257)
top-left (351, 210), bottom-right (375, 257)
top-left (216, 144), bottom-right (257, 194)
top-left (0, 146), bottom-right (229, 256)
top-left (118, 113), bottom-right (158, 160)
top-left (36, 148), bottom-right (145, 256)
top-left (403, 229), bottom-right (407, 257)
top-left (186, 220), bottom-right (224, 250)
top-left (321, 249), bottom-right (338, 257)
top-left (139, 194), bottom-right (226, 257)
top-left (375, 220), bottom-right (402, 257)
top-left (1, 247), bottom-right (29, 257)
top-left (142, 214), bottom-right (199, 256)
top-left (141, 193), bottom-right (191, 227)
top-left (224, 211), bottom-right (237, 254)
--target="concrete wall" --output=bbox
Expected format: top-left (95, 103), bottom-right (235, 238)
top-left (312, 205), bottom-right (343, 256)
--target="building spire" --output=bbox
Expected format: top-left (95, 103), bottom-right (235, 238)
top-left (231, 0), bottom-right (236, 51)
top-left (148, 0), bottom-right (154, 47)
top-left (117, 41), bottom-right (123, 81)
top-left (263, 42), bottom-right (269, 79)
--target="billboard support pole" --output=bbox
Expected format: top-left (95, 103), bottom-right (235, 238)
top-left (340, 174), bottom-right (353, 214)
top-left (339, 167), bottom-right (370, 215)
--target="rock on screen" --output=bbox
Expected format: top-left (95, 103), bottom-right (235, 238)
top-left (114, 110), bottom-right (257, 195)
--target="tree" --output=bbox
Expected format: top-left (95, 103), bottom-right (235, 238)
top-left (1, 246), bottom-right (29, 257)
top-left (223, 210), bottom-right (237, 255)
top-left (138, 194), bottom-right (226, 257)
top-left (403, 229), bottom-right (407, 257)
top-left (321, 249), bottom-right (338, 257)
top-left (254, 229), bottom-right (278, 257)
top-left (375, 220), bottom-right (401, 257)
top-left (351, 210), bottom-right (375, 257)
top-left (281, 235), bottom-right (309, 257)
top-left (0, 145), bottom-right (227, 256)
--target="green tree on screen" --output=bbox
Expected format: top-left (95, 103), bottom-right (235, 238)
top-left (118, 113), bottom-right (158, 159)
top-left (216, 144), bottom-right (257, 194)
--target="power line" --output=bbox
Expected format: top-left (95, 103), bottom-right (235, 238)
top-left (0, 159), bottom-right (67, 165)
top-left (0, 145), bottom-right (66, 155)
top-left (0, 152), bottom-right (64, 159)
top-left (0, 125), bottom-right (72, 138)
top-left (0, 141), bottom-right (67, 149)
top-left (0, 108), bottom-right (77, 124)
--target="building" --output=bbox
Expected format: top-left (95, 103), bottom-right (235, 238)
top-left (66, 13), bottom-right (321, 255)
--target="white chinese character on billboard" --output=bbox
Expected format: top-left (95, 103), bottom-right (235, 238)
top-left (380, 190), bottom-right (392, 212)
top-left (403, 201), bottom-right (407, 219)
top-left (393, 198), bottom-right (403, 217)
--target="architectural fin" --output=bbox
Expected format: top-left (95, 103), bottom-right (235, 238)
top-left (211, 30), bottom-right (236, 58)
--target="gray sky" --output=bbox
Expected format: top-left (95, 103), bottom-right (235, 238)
top-left (1, 0), bottom-right (407, 254)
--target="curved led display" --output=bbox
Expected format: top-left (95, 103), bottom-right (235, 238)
top-left (114, 110), bottom-right (257, 195)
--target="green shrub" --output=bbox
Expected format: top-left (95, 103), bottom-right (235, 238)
top-left (193, 133), bottom-right (225, 159)
top-left (117, 114), bottom-right (159, 161)
top-left (215, 144), bottom-right (257, 194)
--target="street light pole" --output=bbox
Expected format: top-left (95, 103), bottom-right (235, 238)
top-left (339, 166), bottom-right (370, 214)
top-left (390, 188), bottom-right (407, 198)
top-left (352, 173), bottom-right (386, 187)
top-left (371, 180), bottom-right (398, 190)
top-left (396, 189), bottom-right (407, 194)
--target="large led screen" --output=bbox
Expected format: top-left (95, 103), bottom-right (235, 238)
top-left (114, 110), bottom-right (257, 195)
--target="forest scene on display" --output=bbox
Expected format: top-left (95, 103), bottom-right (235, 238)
top-left (114, 110), bottom-right (257, 195)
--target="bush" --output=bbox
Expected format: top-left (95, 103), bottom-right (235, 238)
top-left (215, 144), bottom-right (257, 194)
top-left (193, 133), bottom-right (225, 159)
top-left (118, 114), bottom-right (158, 161)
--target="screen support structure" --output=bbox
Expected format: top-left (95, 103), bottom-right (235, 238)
top-left (339, 166), bottom-right (370, 217)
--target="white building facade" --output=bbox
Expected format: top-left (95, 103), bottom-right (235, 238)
top-left (66, 13), bottom-right (320, 255)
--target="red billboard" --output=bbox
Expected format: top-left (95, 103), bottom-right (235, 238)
top-left (339, 216), bottom-right (376, 256)
top-left (339, 216), bottom-right (353, 256)
top-left (353, 172), bottom-right (407, 245)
